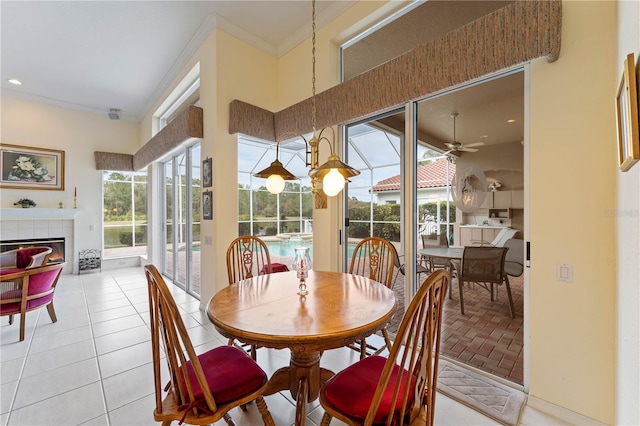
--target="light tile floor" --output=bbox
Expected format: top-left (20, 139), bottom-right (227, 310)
top-left (1, 267), bottom-right (568, 426)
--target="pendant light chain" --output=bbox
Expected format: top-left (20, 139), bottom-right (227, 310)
top-left (311, 0), bottom-right (317, 133)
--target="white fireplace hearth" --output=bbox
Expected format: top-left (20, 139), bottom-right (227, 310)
top-left (0, 209), bottom-right (80, 274)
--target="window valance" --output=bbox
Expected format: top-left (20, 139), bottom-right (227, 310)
top-left (230, 0), bottom-right (561, 141)
top-left (94, 105), bottom-right (203, 171)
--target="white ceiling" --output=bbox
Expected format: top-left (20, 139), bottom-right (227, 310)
top-left (1, 0), bottom-right (524, 150)
top-left (0, 0), bottom-right (355, 121)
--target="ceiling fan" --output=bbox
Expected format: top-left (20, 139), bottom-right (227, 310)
top-left (444, 113), bottom-right (484, 154)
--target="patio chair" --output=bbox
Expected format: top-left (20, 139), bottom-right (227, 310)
top-left (319, 270), bottom-right (449, 426)
top-left (420, 234), bottom-right (449, 272)
top-left (482, 227), bottom-right (519, 247)
top-left (450, 246), bottom-right (515, 318)
top-left (0, 262), bottom-right (64, 341)
top-left (225, 235), bottom-right (272, 360)
top-left (144, 265), bottom-right (275, 426)
top-left (388, 241), bottom-right (429, 283)
top-left (503, 238), bottom-right (524, 307)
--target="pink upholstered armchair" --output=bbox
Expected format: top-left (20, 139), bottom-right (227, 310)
top-left (0, 246), bottom-right (52, 270)
top-left (0, 262), bottom-right (64, 341)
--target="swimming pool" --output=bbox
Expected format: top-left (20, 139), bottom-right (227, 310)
top-left (264, 239), bottom-right (358, 258)
top-left (264, 239), bottom-right (313, 257)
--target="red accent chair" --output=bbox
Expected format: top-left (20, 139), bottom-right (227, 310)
top-left (0, 246), bottom-right (52, 271)
top-left (319, 270), bottom-right (449, 426)
top-left (144, 265), bottom-right (275, 426)
top-left (0, 262), bottom-right (64, 341)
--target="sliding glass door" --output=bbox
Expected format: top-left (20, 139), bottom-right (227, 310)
top-left (162, 143), bottom-right (201, 297)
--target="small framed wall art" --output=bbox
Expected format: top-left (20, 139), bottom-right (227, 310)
top-left (202, 157), bottom-right (212, 188)
top-left (203, 191), bottom-right (213, 220)
top-left (615, 53), bottom-right (639, 172)
top-left (0, 144), bottom-right (65, 190)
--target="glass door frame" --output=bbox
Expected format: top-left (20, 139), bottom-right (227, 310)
top-left (162, 142), bottom-right (200, 298)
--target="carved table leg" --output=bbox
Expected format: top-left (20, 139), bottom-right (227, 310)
top-left (295, 377), bottom-right (309, 426)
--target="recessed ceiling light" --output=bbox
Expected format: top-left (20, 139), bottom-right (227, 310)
top-left (480, 135), bottom-right (489, 138)
top-left (507, 119), bottom-right (516, 123)
top-left (7, 78), bottom-right (22, 85)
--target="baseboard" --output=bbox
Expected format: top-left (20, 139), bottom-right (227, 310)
top-left (527, 395), bottom-right (607, 425)
top-left (101, 256), bottom-right (141, 270)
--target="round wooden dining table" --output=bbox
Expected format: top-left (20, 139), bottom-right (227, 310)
top-left (207, 270), bottom-right (397, 425)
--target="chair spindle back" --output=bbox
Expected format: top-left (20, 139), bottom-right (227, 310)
top-left (349, 237), bottom-right (396, 288)
top-left (226, 236), bottom-right (272, 284)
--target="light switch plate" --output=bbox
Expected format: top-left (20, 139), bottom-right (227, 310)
top-left (556, 263), bottom-right (573, 282)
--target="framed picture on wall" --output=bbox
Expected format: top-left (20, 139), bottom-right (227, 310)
top-left (203, 157), bottom-right (212, 187)
top-left (0, 144), bottom-right (65, 190)
top-left (203, 191), bottom-right (213, 220)
top-left (616, 53), bottom-right (639, 172)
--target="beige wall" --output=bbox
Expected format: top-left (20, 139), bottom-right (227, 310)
top-left (140, 29), bottom-right (279, 306)
top-left (615, 1), bottom-right (640, 424)
top-left (529, 1), bottom-right (617, 423)
top-left (0, 96), bottom-right (140, 255)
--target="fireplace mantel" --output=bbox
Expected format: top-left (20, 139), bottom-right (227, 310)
top-left (0, 208), bottom-right (81, 220)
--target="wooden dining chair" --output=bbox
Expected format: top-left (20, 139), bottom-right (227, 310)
top-left (450, 246), bottom-right (514, 318)
top-left (225, 235), bottom-right (273, 360)
top-left (144, 265), bottom-right (275, 426)
top-left (226, 235), bottom-right (272, 284)
top-left (319, 270), bottom-right (449, 426)
top-left (348, 237), bottom-right (396, 359)
top-left (0, 262), bottom-right (64, 341)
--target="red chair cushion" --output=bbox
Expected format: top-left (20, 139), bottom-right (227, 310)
top-left (259, 263), bottom-right (289, 274)
top-left (322, 355), bottom-right (415, 424)
top-left (179, 345), bottom-right (267, 406)
top-left (1, 267), bottom-right (59, 315)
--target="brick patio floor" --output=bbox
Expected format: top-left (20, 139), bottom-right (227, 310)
top-left (389, 270), bottom-right (524, 385)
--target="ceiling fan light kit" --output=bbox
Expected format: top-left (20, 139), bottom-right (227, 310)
top-left (444, 113), bottom-right (484, 154)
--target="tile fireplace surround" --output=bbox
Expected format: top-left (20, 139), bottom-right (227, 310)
top-left (0, 208), bottom-right (79, 274)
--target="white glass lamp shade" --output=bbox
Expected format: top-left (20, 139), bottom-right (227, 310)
top-left (452, 164), bottom-right (488, 212)
top-left (322, 169), bottom-right (345, 196)
top-left (265, 174), bottom-right (285, 194)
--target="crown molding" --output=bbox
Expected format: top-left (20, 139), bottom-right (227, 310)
top-left (1, 88), bottom-right (137, 122)
top-left (274, 1), bottom-right (357, 57)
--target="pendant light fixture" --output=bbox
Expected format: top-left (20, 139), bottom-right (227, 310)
top-left (253, 0), bottom-right (360, 198)
top-left (252, 138), bottom-right (297, 194)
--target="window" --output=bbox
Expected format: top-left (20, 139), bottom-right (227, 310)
top-left (103, 171), bottom-right (147, 258)
top-left (238, 135), bottom-right (313, 237)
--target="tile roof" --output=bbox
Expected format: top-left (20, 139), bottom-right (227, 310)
top-left (371, 158), bottom-right (456, 192)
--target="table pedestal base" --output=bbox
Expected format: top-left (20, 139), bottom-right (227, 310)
top-left (263, 350), bottom-right (334, 426)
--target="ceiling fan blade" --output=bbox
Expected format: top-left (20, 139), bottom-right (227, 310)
top-left (460, 147), bottom-right (479, 152)
top-left (463, 142), bottom-right (485, 148)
